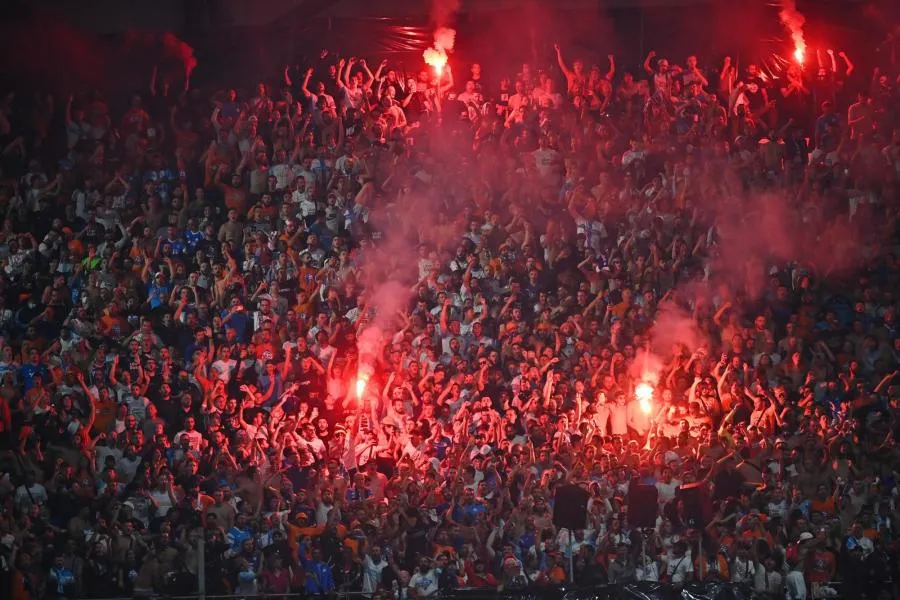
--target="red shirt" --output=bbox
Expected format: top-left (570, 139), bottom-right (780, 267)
top-left (806, 549), bottom-right (836, 583)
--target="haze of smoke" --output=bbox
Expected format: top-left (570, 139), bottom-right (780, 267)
top-left (630, 348), bottom-right (665, 385)
top-left (778, 0), bottom-right (807, 58)
top-left (631, 184), bottom-right (878, 380)
top-left (423, 26), bottom-right (456, 71)
top-left (423, 0), bottom-right (459, 71)
top-left (628, 298), bottom-right (703, 385)
top-left (430, 0), bottom-right (461, 28)
top-left (626, 182), bottom-right (874, 378)
top-left (710, 191), bottom-right (871, 288)
top-left (0, 17), bottom-right (110, 90)
top-left (433, 27), bottom-right (457, 54)
top-left (356, 280), bottom-right (410, 383)
top-left (160, 32), bottom-right (198, 77)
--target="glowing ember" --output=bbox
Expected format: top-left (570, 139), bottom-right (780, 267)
top-left (635, 383), bottom-right (653, 414)
top-left (355, 376), bottom-right (368, 400)
top-left (423, 47), bottom-right (447, 77)
top-left (423, 26), bottom-right (455, 79)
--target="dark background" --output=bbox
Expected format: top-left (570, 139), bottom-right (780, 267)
top-left (0, 0), bottom-right (896, 98)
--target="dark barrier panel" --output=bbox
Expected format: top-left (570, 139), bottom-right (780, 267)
top-left (438, 580), bottom-right (858, 600)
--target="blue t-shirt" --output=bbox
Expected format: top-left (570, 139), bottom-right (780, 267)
top-left (20, 362), bottom-right (49, 391)
top-left (163, 237), bottom-right (186, 257)
top-left (227, 526), bottom-right (252, 550)
top-left (223, 310), bottom-right (249, 342)
top-left (147, 283), bottom-right (171, 310)
top-left (185, 230), bottom-right (203, 252)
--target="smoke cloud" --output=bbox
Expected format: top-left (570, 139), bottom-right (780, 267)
top-left (777, 0), bottom-right (807, 62)
top-left (355, 280), bottom-right (410, 395)
top-left (430, 0), bottom-right (461, 28)
top-left (160, 32), bottom-right (198, 77)
top-left (631, 298), bottom-right (705, 387)
top-left (423, 0), bottom-right (460, 75)
top-left (423, 26), bottom-right (456, 74)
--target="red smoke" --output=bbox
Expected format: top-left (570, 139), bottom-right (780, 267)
top-left (778, 0), bottom-right (807, 64)
top-left (430, 0), bottom-right (461, 27)
top-left (161, 32), bottom-right (198, 77)
top-left (424, 0), bottom-right (460, 77)
top-left (126, 30), bottom-right (197, 77)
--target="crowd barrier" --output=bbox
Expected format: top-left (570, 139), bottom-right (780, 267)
top-left (441, 580), bottom-right (870, 600)
top-left (70, 580), bottom-right (881, 600)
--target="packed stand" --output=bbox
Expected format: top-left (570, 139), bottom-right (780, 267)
top-left (0, 38), bottom-right (898, 600)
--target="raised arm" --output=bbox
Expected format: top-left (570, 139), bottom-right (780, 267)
top-left (337, 58), bottom-right (350, 89)
top-left (825, 49), bottom-right (838, 74)
top-left (371, 59), bottom-right (388, 87)
top-left (643, 50), bottom-right (658, 76)
top-left (838, 50), bottom-right (854, 77)
top-left (719, 57), bottom-right (735, 95)
top-left (301, 68), bottom-right (314, 98)
top-left (360, 58), bottom-right (376, 88)
top-left (554, 44), bottom-right (574, 79)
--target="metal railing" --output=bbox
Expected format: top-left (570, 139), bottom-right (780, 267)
top-left (93, 593), bottom-right (374, 600)
top-left (72, 581), bottom-right (893, 600)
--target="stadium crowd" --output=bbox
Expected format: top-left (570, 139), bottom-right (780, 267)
top-left (0, 31), bottom-right (898, 600)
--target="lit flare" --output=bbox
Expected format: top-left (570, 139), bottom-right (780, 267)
top-left (355, 375), bottom-right (369, 401)
top-left (635, 382), bottom-right (653, 415)
top-left (423, 48), bottom-right (447, 77)
top-left (423, 26), bottom-right (455, 79)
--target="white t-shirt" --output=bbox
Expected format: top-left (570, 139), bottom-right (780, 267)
top-left (755, 568), bottom-right (783, 595)
top-left (636, 559), bottom-right (659, 582)
top-left (532, 148), bottom-right (561, 181)
top-left (731, 557), bottom-right (756, 583)
top-left (150, 489), bottom-right (176, 517)
top-left (362, 555), bottom-right (388, 595)
top-left (665, 554), bottom-right (693, 584)
top-left (67, 121), bottom-right (92, 149)
top-left (116, 454), bottom-right (141, 484)
top-left (211, 359), bottom-right (237, 383)
top-left (95, 445), bottom-right (123, 472)
top-left (609, 403), bottom-right (628, 436)
top-left (655, 479), bottom-right (681, 506)
top-left (15, 483), bottom-right (48, 511)
top-left (121, 390), bottom-right (151, 421)
top-left (270, 163), bottom-right (294, 191)
top-left (409, 568), bottom-right (439, 597)
top-left (343, 86), bottom-right (365, 110)
top-left (785, 570), bottom-right (807, 600)
top-left (298, 197), bottom-right (317, 219)
top-left (308, 92), bottom-right (336, 112)
top-left (174, 429), bottom-right (203, 451)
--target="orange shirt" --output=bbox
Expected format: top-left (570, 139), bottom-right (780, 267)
top-left (610, 300), bottom-right (631, 319)
top-left (223, 185), bottom-right (248, 213)
top-left (92, 396), bottom-right (117, 434)
top-left (695, 553), bottom-right (730, 581)
top-left (547, 565), bottom-right (567, 584)
top-left (296, 267), bottom-right (319, 294)
top-left (433, 543), bottom-right (457, 559)
top-left (192, 493), bottom-right (216, 511)
top-left (810, 496), bottom-right (836, 515)
top-left (11, 570), bottom-right (36, 600)
top-left (99, 314), bottom-right (129, 338)
top-left (286, 522), bottom-right (347, 560)
top-left (286, 523), bottom-right (326, 558)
